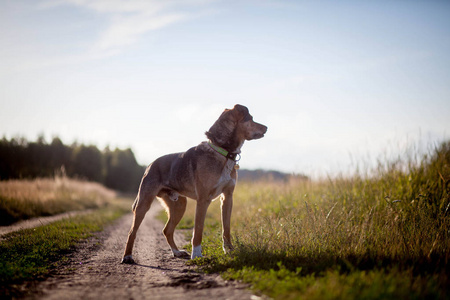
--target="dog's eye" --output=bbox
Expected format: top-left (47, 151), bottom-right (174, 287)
top-left (243, 114), bottom-right (252, 122)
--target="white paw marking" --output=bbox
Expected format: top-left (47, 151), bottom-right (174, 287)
top-left (191, 245), bottom-right (203, 259)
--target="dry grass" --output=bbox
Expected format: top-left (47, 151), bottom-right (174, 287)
top-left (0, 176), bottom-right (118, 225)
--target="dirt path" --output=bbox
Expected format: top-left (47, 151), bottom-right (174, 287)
top-left (22, 202), bottom-right (257, 300)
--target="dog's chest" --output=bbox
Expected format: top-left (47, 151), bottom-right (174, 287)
top-left (209, 160), bottom-right (235, 199)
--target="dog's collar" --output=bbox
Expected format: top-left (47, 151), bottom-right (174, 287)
top-left (208, 142), bottom-right (241, 162)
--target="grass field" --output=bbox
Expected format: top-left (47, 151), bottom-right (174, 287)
top-left (181, 141), bottom-right (450, 299)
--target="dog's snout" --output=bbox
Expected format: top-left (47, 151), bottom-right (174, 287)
top-left (248, 122), bottom-right (267, 140)
top-left (257, 122), bottom-right (268, 134)
top-left (262, 124), bottom-right (268, 133)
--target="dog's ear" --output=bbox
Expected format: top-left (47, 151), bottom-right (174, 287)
top-left (205, 108), bottom-right (234, 144)
top-left (232, 104), bottom-right (251, 122)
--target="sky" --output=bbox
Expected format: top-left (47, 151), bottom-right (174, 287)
top-left (1, 0), bottom-right (450, 177)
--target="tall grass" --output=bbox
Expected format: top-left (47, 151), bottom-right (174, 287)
top-left (187, 141), bottom-right (450, 299)
top-left (0, 176), bottom-right (117, 225)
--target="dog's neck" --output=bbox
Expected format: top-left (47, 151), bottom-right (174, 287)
top-left (208, 137), bottom-right (243, 155)
top-left (208, 140), bottom-right (243, 161)
top-left (205, 128), bottom-right (244, 155)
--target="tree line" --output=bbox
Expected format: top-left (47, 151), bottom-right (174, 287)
top-left (0, 136), bottom-right (146, 192)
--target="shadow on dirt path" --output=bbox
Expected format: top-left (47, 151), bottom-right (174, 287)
top-left (22, 202), bottom-right (258, 300)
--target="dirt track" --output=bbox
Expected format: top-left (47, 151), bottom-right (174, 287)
top-left (22, 203), bottom-right (257, 300)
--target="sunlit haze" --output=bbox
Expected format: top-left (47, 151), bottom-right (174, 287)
top-left (1, 0), bottom-right (449, 176)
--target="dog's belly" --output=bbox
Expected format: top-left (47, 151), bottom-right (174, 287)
top-left (171, 178), bottom-right (233, 201)
top-left (163, 183), bottom-right (197, 200)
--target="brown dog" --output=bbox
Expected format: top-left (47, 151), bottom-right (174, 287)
top-left (122, 104), bottom-right (267, 264)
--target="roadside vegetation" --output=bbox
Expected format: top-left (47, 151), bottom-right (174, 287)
top-left (0, 176), bottom-right (118, 225)
top-left (0, 206), bottom-right (129, 298)
top-left (0, 177), bottom-right (131, 298)
top-left (184, 141), bottom-right (450, 299)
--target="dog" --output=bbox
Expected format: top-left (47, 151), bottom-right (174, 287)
top-left (121, 104), bottom-right (267, 264)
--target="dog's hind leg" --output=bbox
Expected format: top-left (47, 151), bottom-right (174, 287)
top-left (162, 196), bottom-right (190, 258)
top-left (122, 181), bottom-right (158, 264)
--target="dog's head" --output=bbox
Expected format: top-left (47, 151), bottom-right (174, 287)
top-left (205, 104), bottom-right (267, 150)
top-left (231, 104), bottom-right (267, 140)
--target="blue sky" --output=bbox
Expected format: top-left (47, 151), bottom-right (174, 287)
top-left (1, 0), bottom-right (449, 176)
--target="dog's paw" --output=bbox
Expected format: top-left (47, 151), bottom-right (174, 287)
top-left (191, 245), bottom-right (203, 259)
top-left (121, 255), bottom-right (135, 264)
top-left (172, 249), bottom-right (190, 258)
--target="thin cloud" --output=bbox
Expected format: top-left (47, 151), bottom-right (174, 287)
top-left (35, 0), bottom-right (214, 64)
top-left (93, 11), bottom-right (188, 52)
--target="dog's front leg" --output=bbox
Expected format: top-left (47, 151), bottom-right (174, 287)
top-left (191, 200), bottom-right (211, 259)
top-left (221, 190), bottom-right (234, 253)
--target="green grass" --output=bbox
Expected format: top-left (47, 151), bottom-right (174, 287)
top-left (184, 141), bottom-right (450, 299)
top-left (0, 202), bottom-right (130, 298)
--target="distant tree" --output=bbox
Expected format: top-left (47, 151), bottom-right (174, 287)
top-left (27, 135), bottom-right (52, 177)
top-left (105, 148), bottom-right (143, 192)
top-left (0, 138), bottom-right (15, 179)
top-left (71, 145), bottom-right (104, 182)
top-left (0, 137), bottom-right (28, 179)
top-left (49, 137), bottom-right (71, 175)
top-left (0, 136), bottom-right (145, 192)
